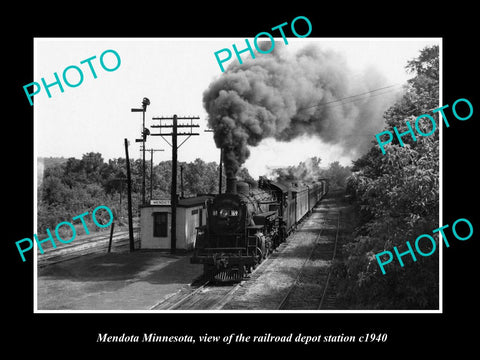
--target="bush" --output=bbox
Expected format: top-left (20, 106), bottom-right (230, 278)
top-left (334, 46), bottom-right (440, 309)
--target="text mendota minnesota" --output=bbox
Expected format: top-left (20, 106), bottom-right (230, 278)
top-left (97, 333), bottom-right (196, 343)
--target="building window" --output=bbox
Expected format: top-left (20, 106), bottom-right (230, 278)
top-left (153, 212), bottom-right (168, 237)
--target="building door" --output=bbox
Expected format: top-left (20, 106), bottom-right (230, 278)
top-left (153, 212), bottom-right (168, 238)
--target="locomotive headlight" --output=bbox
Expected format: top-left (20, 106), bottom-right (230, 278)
top-left (219, 209), bottom-right (229, 218)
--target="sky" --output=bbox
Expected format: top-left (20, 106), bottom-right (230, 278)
top-left (34, 37), bottom-right (440, 178)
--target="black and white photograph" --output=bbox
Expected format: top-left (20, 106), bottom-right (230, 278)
top-left (6, 6), bottom-right (478, 353)
top-left (33, 37), bottom-right (441, 312)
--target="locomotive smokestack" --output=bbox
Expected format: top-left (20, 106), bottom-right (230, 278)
top-left (226, 176), bottom-right (237, 194)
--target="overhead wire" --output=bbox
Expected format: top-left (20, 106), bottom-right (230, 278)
top-left (294, 83), bottom-right (405, 138)
top-left (297, 83), bottom-right (404, 112)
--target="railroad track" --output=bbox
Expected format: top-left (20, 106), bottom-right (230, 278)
top-left (278, 211), bottom-right (340, 310)
top-left (317, 212), bottom-right (340, 310)
top-left (151, 244), bottom-right (279, 311)
top-left (37, 227), bottom-right (140, 267)
top-left (166, 281), bottom-right (238, 310)
top-left (150, 277), bottom-right (241, 311)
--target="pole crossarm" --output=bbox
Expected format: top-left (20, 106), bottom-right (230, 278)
top-left (152, 116), bottom-right (200, 120)
top-left (150, 115), bottom-right (200, 149)
top-left (150, 132), bottom-right (200, 136)
top-left (140, 147), bottom-right (165, 152)
top-left (151, 124), bottom-right (200, 128)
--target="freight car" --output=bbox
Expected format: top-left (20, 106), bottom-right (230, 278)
top-left (191, 176), bottom-right (328, 281)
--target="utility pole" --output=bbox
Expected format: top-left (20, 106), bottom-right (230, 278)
top-left (140, 147), bottom-right (164, 203)
top-left (131, 97), bottom-right (150, 206)
top-left (124, 139), bottom-right (135, 252)
top-left (151, 115), bottom-right (200, 253)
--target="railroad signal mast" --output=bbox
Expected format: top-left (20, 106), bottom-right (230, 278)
top-left (150, 115), bottom-right (200, 253)
top-left (131, 97), bottom-right (151, 206)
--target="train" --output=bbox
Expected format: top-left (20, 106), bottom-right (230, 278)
top-left (190, 175), bottom-right (328, 281)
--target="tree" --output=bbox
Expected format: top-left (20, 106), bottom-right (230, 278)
top-left (36, 153), bottom-right (250, 234)
top-left (268, 156), bottom-right (351, 190)
top-left (322, 161), bottom-right (351, 190)
top-left (270, 156), bottom-right (323, 183)
top-left (102, 158), bottom-right (128, 194)
top-left (82, 152), bottom-right (105, 180)
top-left (337, 46), bottom-right (440, 309)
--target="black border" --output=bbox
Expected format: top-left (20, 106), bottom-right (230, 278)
top-left (7, 5), bottom-right (478, 353)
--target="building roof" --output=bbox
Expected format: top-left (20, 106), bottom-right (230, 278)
top-left (178, 195), bottom-right (213, 207)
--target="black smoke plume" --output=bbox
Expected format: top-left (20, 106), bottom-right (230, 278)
top-left (203, 44), bottom-right (400, 177)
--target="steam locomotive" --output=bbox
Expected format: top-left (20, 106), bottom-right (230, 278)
top-left (191, 176), bottom-right (328, 281)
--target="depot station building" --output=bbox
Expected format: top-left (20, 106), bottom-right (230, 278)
top-left (140, 195), bottom-right (213, 251)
